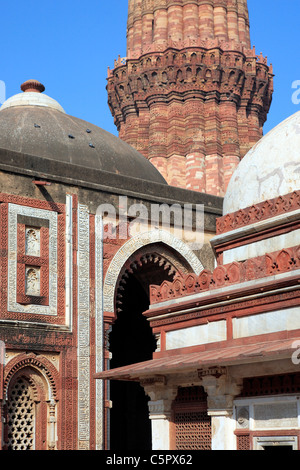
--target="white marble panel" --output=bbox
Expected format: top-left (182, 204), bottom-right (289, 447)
top-left (232, 307), bottom-right (300, 339)
top-left (254, 402), bottom-right (298, 429)
top-left (165, 320), bottom-right (227, 350)
top-left (223, 229), bottom-right (300, 264)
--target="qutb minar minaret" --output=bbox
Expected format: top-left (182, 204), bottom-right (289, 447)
top-left (107, 0), bottom-right (273, 196)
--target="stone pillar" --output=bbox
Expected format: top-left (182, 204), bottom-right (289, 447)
top-left (142, 379), bottom-right (178, 451)
top-left (148, 399), bottom-right (173, 450)
top-left (103, 311), bottom-right (115, 450)
top-left (200, 368), bottom-right (242, 450)
top-left (48, 399), bottom-right (57, 450)
top-left (0, 400), bottom-right (3, 451)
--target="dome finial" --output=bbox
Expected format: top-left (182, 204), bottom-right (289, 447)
top-left (20, 80), bottom-right (45, 93)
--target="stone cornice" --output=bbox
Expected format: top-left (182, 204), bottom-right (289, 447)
top-left (217, 191), bottom-right (300, 235)
top-left (148, 247), bottom-right (300, 308)
top-left (0, 148), bottom-right (222, 218)
top-left (146, 271), bottom-right (300, 328)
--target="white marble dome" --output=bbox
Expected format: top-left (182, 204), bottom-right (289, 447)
top-left (223, 110), bottom-right (300, 215)
top-left (0, 91), bottom-right (66, 114)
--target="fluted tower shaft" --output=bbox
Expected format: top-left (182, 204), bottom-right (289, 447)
top-left (107, 0), bottom-right (273, 195)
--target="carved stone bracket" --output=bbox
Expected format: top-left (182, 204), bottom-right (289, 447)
top-left (198, 366), bottom-right (227, 379)
top-left (141, 377), bottom-right (177, 419)
top-left (199, 368), bottom-right (242, 414)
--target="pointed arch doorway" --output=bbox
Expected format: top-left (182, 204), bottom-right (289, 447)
top-left (108, 244), bottom-right (195, 450)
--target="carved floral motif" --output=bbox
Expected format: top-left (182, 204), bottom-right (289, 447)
top-left (25, 228), bottom-right (40, 257)
top-left (25, 267), bottom-right (40, 296)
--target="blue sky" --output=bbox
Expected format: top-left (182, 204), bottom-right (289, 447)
top-left (1, 1), bottom-right (300, 136)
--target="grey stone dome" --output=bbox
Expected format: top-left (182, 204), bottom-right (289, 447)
top-left (0, 81), bottom-right (167, 184)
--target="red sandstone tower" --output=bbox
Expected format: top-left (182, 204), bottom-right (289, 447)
top-left (107, 0), bottom-right (273, 196)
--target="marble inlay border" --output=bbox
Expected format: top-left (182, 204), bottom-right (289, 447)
top-left (95, 214), bottom-right (104, 449)
top-left (77, 204), bottom-right (90, 449)
top-left (8, 203), bottom-right (58, 315)
top-left (65, 195), bottom-right (73, 328)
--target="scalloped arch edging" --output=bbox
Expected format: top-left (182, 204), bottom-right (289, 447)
top-left (4, 353), bottom-right (59, 401)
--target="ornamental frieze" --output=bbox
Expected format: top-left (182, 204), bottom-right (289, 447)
top-left (217, 190), bottom-right (300, 234)
top-left (149, 244), bottom-right (300, 305)
top-left (148, 285), bottom-right (300, 327)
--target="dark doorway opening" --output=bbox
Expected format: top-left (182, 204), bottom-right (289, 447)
top-left (109, 274), bottom-right (156, 450)
top-left (108, 246), bottom-right (190, 450)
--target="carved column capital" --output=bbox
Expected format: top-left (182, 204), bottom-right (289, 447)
top-left (199, 367), bottom-right (243, 414)
top-left (148, 399), bottom-right (173, 420)
top-left (141, 377), bottom-right (177, 450)
top-left (141, 377), bottom-right (178, 419)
